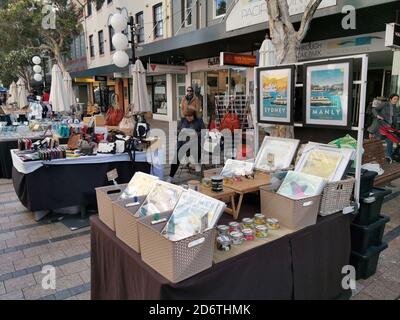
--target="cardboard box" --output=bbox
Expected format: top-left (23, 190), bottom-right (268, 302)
top-left (112, 197), bottom-right (146, 253)
top-left (260, 186), bottom-right (321, 231)
top-left (94, 115), bottom-right (105, 127)
top-left (137, 212), bottom-right (216, 283)
top-left (95, 184), bottom-right (127, 231)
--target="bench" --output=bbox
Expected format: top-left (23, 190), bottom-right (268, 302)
top-left (363, 139), bottom-right (400, 186)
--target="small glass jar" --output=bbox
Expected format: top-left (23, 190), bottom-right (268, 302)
top-left (267, 218), bottom-right (280, 230)
top-left (230, 231), bottom-right (244, 245)
top-left (242, 218), bottom-right (254, 230)
top-left (255, 225), bottom-right (268, 238)
top-left (242, 228), bottom-right (255, 241)
top-left (216, 235), bottom-right (232, 251)
top-left (228, 221), bottom-right (241, 233)
top-left (217, 225), bottom-right (230, 236)
top-left (254, 213), bottom-right (266, 225)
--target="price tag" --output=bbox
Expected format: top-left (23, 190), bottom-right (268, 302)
top-left (107, 169), bottom-right (119, 185)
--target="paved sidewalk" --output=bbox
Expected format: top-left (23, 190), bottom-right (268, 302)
top-left (0, 174), bottom-right (399, 300)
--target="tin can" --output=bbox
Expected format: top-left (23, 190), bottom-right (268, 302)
top-left (267, 218), bottom-right (280, 230)
top-left (242, 218), bottom-right (254, 229)
top-left (254, 213), bottom-right (266, 225)
top-left (228, 221), bottom-right (241, 233)
top-left (216, 235), bottom-right (232, 251)
top-left (230, 231), bottom-right (244, 245)
top-left (217, 225), bottom-right (229, 236)
top-left (255, 225), bottom-right (268, 238)
top-left (242, 228), bottom-right (255, 241)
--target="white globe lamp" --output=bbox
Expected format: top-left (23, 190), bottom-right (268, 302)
top-left (32, 56), bottom-right (41, 65)
top-left (33, 65), bottom-right (42, 73)
top-left (112, 32), bottom-right (129, 50)
top-left (110, 13), bottom-right (127, 33)
top-left (34, 74), bottom-right (43, 82)
top-left (113, 50), bottom-right (129, 68)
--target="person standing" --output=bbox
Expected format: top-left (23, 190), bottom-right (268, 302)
top-left (180, 86), bottom-right (202, 119)
top-left (368, 94), bottom-right (399, 162)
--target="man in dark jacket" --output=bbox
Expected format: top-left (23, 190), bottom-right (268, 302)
top-left (368, 94), bottom-right (399, 161)
top-left (167, 109), bottom-right (205, 182)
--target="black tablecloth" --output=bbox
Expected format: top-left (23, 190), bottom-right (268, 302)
top-left (0, 140), bottom-right (17, 179)
top-left (91, 212), bottom-right (352, 300)
top-left (12, 161), bottom-right (151, 212)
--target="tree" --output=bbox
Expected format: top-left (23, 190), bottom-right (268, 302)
top-left (265, 0), bottom-right (323, 63)
top-left (0, 48), bottom-right (36, 89)
top-left (0, 0), bottom-right (82, 73)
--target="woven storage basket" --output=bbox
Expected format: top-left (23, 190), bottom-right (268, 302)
top-left (260, 187), bottom-right (321, 231)
top-left (137, 212), bottom-right (216, 283)
top-left (113, 197), bottom-right (146, 253)
top-left (319, 177), bottom-right (355, 216)
top-left (95, 184), bottom-right (127, 231)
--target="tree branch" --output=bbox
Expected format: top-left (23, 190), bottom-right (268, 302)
top-left (297, 0), bottom-right (323, 42)
top-left (277, 0), bottom-right (295, 34)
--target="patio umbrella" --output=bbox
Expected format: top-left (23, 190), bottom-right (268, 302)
top-left (63, 71), bottom-right (76, 109)
top-left (8, 81), bottom-right (17, 105)
top-left (16, 78), bottom-right (28, 109)
top-left (259, 36), bottom-right (277, 67)
top-left (49, 64), bottom-right (68, 112)
top-left (131, 59), bottom-right (151, 113)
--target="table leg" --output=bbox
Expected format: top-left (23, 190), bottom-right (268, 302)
top-left (230, 195), bottom-right (237, 219)
top-left (234, 193), bottom-right (244, 220)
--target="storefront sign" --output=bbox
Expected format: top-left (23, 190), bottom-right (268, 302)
top-left (298, 32), bottom-right (388, 60)
top-left (385, 23), bottom-right (400, 49)
top-left (226, 0), bottom-right (337, 32)
top-left (94, 76), bottom-right (107, 82)
top-left (146, 63), bottom-right (187, 74)
top-left (220, 52), bottom-right (257, 67)
top-left (74, 77), bottom-right (95, 83)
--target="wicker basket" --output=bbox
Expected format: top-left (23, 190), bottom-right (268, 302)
top-left (113, 197), bottom-right (146, 253)
top-left (319, 177), bottom-right (355, 216)
top-left (137, 212), bottom-right (216, 283)
top-left (95, 184), bottom-right (127, 231)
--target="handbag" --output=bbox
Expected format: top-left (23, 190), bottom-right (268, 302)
top-left (118, 108), bottom-right (135, 136)
top-left (220, 101), bottom-right (240, 132)
top-left (67, 128), bottom-right (81, 150)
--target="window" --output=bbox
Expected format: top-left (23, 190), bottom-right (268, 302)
top-left (87, 0), bottom-right (92, 16)
top-left (108, 25), bottom-right (115, 51)
top-left (89, 35), bottom-right (95, 57)
top-left (96, 0), bottom-right (103, 11)
top-left (136, 12), bottom-right (144, 43)
top-left (80, 33), bottom-right (86, 57)
top-left (147, 75), bottom-right (167, 114)
top-left (153, 3), bottom-right (163, 38)
top-left (214, 0), bottom-right (226, 18)
top-left (183, 0), bottom-right (193, 26)
top-left (98, 30), bottom-right (104, 55)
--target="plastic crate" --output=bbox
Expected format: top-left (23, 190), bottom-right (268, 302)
top-left (351, 215), bottom-right (390, 253)
top-left (353, 188), bottom-right (392, 226)
top-left (350, 242), bottom-right (388, 280)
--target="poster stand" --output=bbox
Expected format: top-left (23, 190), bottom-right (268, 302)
top-left (254, 54), bottom-right (369, 209)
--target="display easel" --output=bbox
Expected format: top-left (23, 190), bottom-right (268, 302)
top-left (254, 54), bottom-right (369, 208)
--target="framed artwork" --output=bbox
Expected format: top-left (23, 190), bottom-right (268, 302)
top-left (303, 59), bottom-right (353, 129)
top-left (256, 65), bottom-right (295, 125)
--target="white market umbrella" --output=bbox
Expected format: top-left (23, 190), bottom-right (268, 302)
top-left (259, 37), bottom-right (277, 67)
top-left (132, 59), bottom-right (151, 113)
top-left (63, 72), bottom-right (76, 108)
top-left (16, 78), bottom-right (28, 109)
top-left (49, 64), bottom-right (68, 112)
top-left (8, 81), bottom-right (18, 105)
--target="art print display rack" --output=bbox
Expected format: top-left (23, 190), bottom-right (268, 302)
top-left (253, 54), bottom-right (369, 208)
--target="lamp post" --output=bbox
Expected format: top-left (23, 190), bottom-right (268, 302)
top-left (110, 8), bottom-right (140, 68)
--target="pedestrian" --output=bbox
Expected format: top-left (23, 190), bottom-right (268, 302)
top-left (27, 91), bottom-right (37, 103)
top-left (42, 89), bottom-right (50, 103)
top-left (167, 109), bottom-right (205, 183)
top-left (180, 86), bottom-right (202, 119)
top-left (367, 94), bottom-right (399, 162)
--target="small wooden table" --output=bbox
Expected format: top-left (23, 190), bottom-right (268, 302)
top-left (199, 185), bottom-right (237, 219)
top-left (224, 172), bottom-right (271, 218)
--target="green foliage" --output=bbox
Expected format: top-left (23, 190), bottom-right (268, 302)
top-left (0, 48), bottom-right (36, 87)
